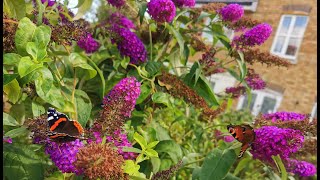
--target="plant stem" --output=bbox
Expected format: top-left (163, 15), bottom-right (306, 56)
top-left (85, 56), bottom-right (106, 98)
top-left (71, 69), bottom-right (78, 120)
top-left (149, 25), bottom-right (153, 61)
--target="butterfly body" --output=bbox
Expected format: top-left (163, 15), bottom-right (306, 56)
top-left (47, 107), bottom-right (84, 142)
top-left (227, 124), bottom-right (255, 158)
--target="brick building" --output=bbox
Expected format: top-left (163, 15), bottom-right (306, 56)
top-left (194, 0), bottom-right (317, 117)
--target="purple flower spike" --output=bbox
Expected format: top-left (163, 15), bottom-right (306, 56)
top-left (245, 75), bottom-right (266, 90)
top-left (45, 139), bottom-right (84, 175)
top-left (218, 4), bottom-right (244, 22)
top-left (108, 13), bottom-right (136, 30)
top-left (106, 130), bottom-right (136, 160)
top-left (250, 126), bottom-right (304, 164)
top-left (103, 77), bottom-right (141, 118)
top-left (107, 0), bottom-right (125, 8)
top-left (77, 33), bottom-right (100, 54)
top-left (41, 0), bottom-right (56, 7)
top-left (262, 112), bottom-right (308, 122)
top-left (147, 0), bottom-right (176, 23)
top-left (286, 159), bottom-right (317, 177)
top-left (224, 136), bottom-right (235, 142)
top-left (110, 26), bottom-right (147, 64)
top-left (172, 0), bottom-right (195, 7)
top-left (232, 23), bottom-right (272, 49)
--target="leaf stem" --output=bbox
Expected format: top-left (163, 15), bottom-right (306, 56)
top-left (85, 56), bottom-right (106, 98)
top-left (71, 68), bottom-right (78, 121)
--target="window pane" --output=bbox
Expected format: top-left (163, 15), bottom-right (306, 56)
top-left (260, 97), bottom-right (276, 114)
top-left (241, 94), bottom-right (257, 111)
top-left (292, 16), bottom-right (308, 36)
top-left (279, 16), bottom-right (292, 34)
top-left (273, 36), bottom-right (286, 53)
top-left (285, 38), bottom-right (301, 56)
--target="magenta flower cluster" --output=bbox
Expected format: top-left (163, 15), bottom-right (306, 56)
top-left (107, 0), bottom-right (125, 8)
top-left (218, 4), bottom-right (244, 22)
top-left (262, 112), bottom-right (307, 122)
top-left (106, 130), bottom-right (136, 160)
top-left (225, 86), bottom-right (246, 98)
top-left (172, 0), bottom-right (195, 7)
top-left (41, 0), bottom-right (55, 6)
top-left (147, 0), bottom-right (176, 23)
top-left (103, 77), bottom-right (141, 118)
top-left (245, 75), bottom-right (266, 90)
top-left (232, 23), bottom-right (272, 49)
top-left (250, 126), bottom-right (304, 163)
top-left (77, 33), bottom-right (100, 54)
top-left (45, 139), bottom-right (84, 175)
top-left (286, 159), bottom-right (317, 177)
top-left (3, 132), bottom-right (12, 144)
top-left (110, 26), bottom-right (147, 64)
top-left (108, 12), bottom-right (136, 30)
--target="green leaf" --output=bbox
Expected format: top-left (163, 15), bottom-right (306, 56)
top-left (69, 53), bottom-right (97, 80)
top-left (193, 75), bottom-right (219, 107)
top-left (4, 53), bottom-right (21, 65)
top-left (4, 0), bottom-right (26, 20)
top-left (136, 82), bottom-right (151, 104)
top-left (75, 90), bottom-right (92, 127)
top-left (134, 132), bottom-right (148, 150)
top-left (122, 147), bottom-right (143, 154)
top-left (145, 61), bottom-right (162, 77)
top-left (18, 56), bottom-right (43, 78)
top-left (145, 149), bottom-right (159, 158)
top-left (3, 74), bottom-right (19, 85)
top-left (272, 155), bottom-right (288, 180)
top-left (26, 42), bottom-right (47, 61)
top-left (227, 69), bottom-right (241, 81)
top-left (192, 166), bottom-right (202, 180)
top-left (152, 92), bottom-right (171, 107)
top-left (3, 113), bottom-right (20, 126)
top-left (199, 149), bottom-right (237, 180)
top-left (233, 156), bottom-right (251, 176)
top-left (138, 2), bottom-right (147, 24)
top-left (3, 79), bottom-right (21, 104)
top-left (120, 57), bottom-right (130, 69)
top-left (15, 17), bottom-right (36, 55)
top-left (31, 101), bottom-right (45, 117)
top-left (3, 144), bottom-right (45, 180)
top-left (151, 157), bottom-right (161, 173)
top-left (123, 160), bottom-right (141, 176)
top-left (34, 67), bottom-right (53, 95)
top-left (167, 24), bottom-right (186, 65)
top-left (155, 140), bottom-right (183, 163)
top-left (5, 127), bottom-right (29, 138)
top-left (147, 141), bottom-right (160, 149)
top-left (32, 25), bottom-right (51, 48)
top-left (223, 173), bottom-right (242, 180)
top-left (73, 0), bottom-right (93, 20)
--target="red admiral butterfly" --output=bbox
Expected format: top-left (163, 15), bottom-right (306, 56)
top-left (47, 107), bottom-right (84, 142)
top-left (227, 124), bottom-right (255, 158)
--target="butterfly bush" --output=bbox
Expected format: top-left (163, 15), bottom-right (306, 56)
top-left (286, 159), bottom-right (317, 177)
top-left (250, 126), bottom-right (304, 163)
top-left (110, 26), bottom-right (147, 64)
top-left (106, 130), bottom-right (136, 160)
top-left (41, 0), bottom-right (55, 6)
top-left (45, 139), bottom-right (84, 175)
top-left (108, 12), bottom-right (136, 30)
top-left (232, 23), bottom-right (272, 49)
top-left (74, 143), bottom-right (125, 179)
top-left (103, 77), bottom-right (141, 118)
top-left (245, 69), bottom-right (266, 90)
top-left (225, 86), bottom-right (246, 98)
top-left (262, 112), bottom-right (307, 122)
top-left (3, 131), bottom-right (12, 144)
top-left (147, 0), bottom-right (176, 23)
top-left (77, 33), bottom-right (100, 54)
top-left (172, 0), bottom-right (195, 7)
top-left (107, 0), bottom-right (125, 8)
top-left (218, 4), bottom-right (244, 22)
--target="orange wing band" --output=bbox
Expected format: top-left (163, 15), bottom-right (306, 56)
top-left (50, 117), bottom-right (68, 131)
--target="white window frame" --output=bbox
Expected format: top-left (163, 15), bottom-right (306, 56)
top-left (270, 15), bottom-right (309, 63)
top-left (207, 72), bottom-right (236, 94)
top-left (237, 89), bottom-right (283, 116)
top-left (310, 102), bottom-right (317, 119)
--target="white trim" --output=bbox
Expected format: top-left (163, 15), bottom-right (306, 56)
top-left (311, 102), bottom-right (317, 119)
top-left (270, 15), bottom-right (309, 63)
top-left (237, 89), bottom-right (283, 116)
top-left (207, 72), bottom-right (236, 94)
